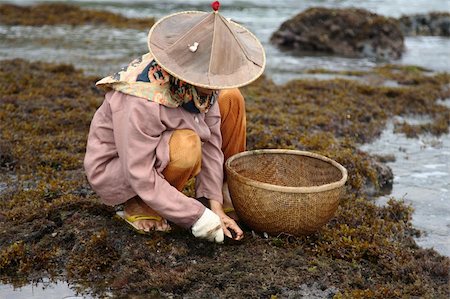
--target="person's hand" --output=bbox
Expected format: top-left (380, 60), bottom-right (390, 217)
top-left (191, 208), bottom-right (224, 243)
top-left (210, 200), bottom-right (244, 241)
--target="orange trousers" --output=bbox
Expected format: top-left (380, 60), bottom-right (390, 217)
top-left (162, 88), bottom-right (246, 191)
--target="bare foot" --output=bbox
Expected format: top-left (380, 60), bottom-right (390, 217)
top-left (223, 182), bottom-right (239, 221)
top-left (124, 196), bottom-right (171, 232)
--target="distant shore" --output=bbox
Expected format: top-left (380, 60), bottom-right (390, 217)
top-left (0, 3), bottom-right (155, 29)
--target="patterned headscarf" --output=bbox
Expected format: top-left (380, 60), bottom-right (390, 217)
top-left (96, 53), bottom-right (218, 113)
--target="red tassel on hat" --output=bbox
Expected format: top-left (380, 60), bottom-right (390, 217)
top-left (211, 1), bottom-right (220, 12)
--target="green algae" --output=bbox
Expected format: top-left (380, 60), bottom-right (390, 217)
top-left (0, 242), bottom-right (26, 276)
top-left (304, 69), bottom-right (368, 77)
top-left (0, 59), bottom-right (449, 298)
top-left (0, 3), bottom-right (155, 30)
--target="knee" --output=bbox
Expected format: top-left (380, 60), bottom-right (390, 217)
top-left (169, 129), bottom-right (201, 169)
top-left (218, 88), bottom-right (245, 116)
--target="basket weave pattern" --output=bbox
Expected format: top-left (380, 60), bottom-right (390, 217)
top-left (225, 149), bottom-right (348, 236)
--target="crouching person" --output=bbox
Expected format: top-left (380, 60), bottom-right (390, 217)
top-left (83, 3), bottom-right (265, 243)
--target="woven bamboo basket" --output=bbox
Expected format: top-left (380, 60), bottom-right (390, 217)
top-left (225, 149), bottom-right (348, 236)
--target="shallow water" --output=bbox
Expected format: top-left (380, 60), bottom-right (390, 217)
top-left (0, 281), bottom-right (88, 299)
top-left (0, 0), bottom-right (449, 82)
top-left (361, 116), bottom-right (450, 256)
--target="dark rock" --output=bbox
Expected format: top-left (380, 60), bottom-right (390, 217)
top-left (0, 140), bottom-right (16, 171)
top-left (398, 12), bottom-right (450, 37)
top-left (364, 157), bottom-right (394, 196)
top-left (271, 7), bottom-right (404, 59)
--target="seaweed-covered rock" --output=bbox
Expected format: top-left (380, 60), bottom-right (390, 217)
top-left (398, 12), bottom-right (450, 36)
top-left (271, 7), bottom-right (404, 59)
top-left (363, 157), bottom-right (394, 196)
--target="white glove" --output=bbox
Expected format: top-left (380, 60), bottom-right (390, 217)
top-left (191, 208), bottom-right (224, 243)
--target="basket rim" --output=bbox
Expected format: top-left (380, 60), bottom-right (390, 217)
top-left (225, 149), bottom-right (348, 193)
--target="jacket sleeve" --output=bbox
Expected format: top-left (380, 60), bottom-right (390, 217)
top-left (111, 92), bottom-right (205, 228)
top-left (195, 101), bottom-right (224, 204)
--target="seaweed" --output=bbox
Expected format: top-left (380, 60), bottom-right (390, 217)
top-left (0, 3), bottom-right (155, 30)
top-left (0, 59), bottom-right (449, 298)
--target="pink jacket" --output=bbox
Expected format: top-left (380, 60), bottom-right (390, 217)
top-left (84, 91), bottom-right (224, 228)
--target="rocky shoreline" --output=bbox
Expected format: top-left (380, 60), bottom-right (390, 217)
top-left (1, 3), bottom-right (447, 38)
top-left (0, 59), bottom-right (448, 298)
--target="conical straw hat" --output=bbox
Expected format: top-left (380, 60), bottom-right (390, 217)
top-left (148, 4), bottom-right (266, 89)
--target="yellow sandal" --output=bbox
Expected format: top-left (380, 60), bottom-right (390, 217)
top-left (115, 211), bottom-right (169, 234)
